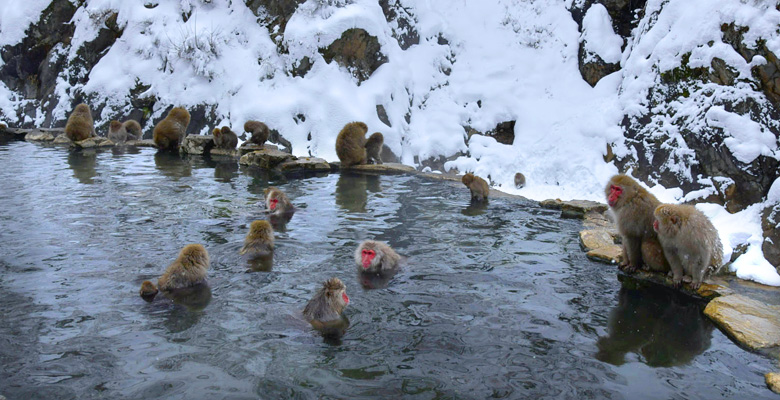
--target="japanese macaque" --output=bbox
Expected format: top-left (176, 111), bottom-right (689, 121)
top-left (264, 186), bottom-right (294, 216)
top-left (153, 107), bottom-right (190, 152)
top-left (605, 174), bottom-right (670, 274)
top-left (65, 103), bottom-right (96, 141)
top-left (365, 132), bottom-right (384, 165)
top-left (244, 120), bottom-right (270, 147)
top-left (240, 220), bottom-right (274, 257)
top-left (335, 121), bottom-right (368, 167)
top-left (462, 173), bottom-right (489, 202)
top-left (124, 120), bottom-right (143, 141)
top-left (139, 244), bottom-right (210, 300)
top-left (355, 240), bottom-right (400, 274)
top-left (514, 173), bottom-right (526, 189)
top-left (108, 120), bottom-right (127, 142)
top-left (213, 126), bottom-right (238, 149)
top-left (303, 278), bottom-right (349, 323)
top-left (654, 204), bottom-right (723, 289)
top-left (139, 280), bottom-right (158, 302)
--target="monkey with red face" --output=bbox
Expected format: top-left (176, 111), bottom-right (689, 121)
top-left (355, 240), bottom-right (400, 274)
top-left (264, 187), bottom-right (294, 216)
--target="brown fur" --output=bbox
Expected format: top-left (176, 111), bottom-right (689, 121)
top-left (139, 280), bottom-right (159, 301)
top-left (153, 107), bottom-right (190, 152)
top-left (212, 126), bottom-right (238, 149)
top-left (65, 103), bottom-right (96, 141)
top-left (514, 173), bottom-right (526, 189)
top-left (335, 121), bottom-right (368, 167)
top-left (365, 132), bottom-right (384, 165)
top-left (462, 173), bottom-right (489, 202)
top-left (654, 204), bottom-right (723, 289)
top-left (108, 120), bottom-right (126, 142)
top-left (240, 220), bottom-right (274, 256)
top-left (264, 186), bottom-right (294, 216)
top-left (156, 244), bottom-right (210, 291)
top-left (123, 120), bottom-right (143, 141)
top-left (605, 174), bottom-right (670, 274)
top-left (303, 278), bottom-right (349, 322)
top-left (355, 240), bottom-right (400, 274)
top-left (244, 120), bottom-right (270, 147)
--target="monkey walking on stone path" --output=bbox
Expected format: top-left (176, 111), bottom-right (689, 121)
top-left (139, 244), bottom-right (210, 301)
top-left (65, 103), bottom-right (96, 141)
top-left (654, 204), bottom-right (723, 289)
top-left (462, 173), bottom-right (489, 203)
top-left (153, 107), bottom-right (190, 152)
top-left (605, 174), bottom-right (670, 274)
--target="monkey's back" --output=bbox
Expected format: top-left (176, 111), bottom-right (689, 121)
top-left (336, 122), bottom-right (368, 166)
top-left (65, 108), bottom-right (95, 141)
top-left (245, 121), bottom-right (270, 145)
top-left (158, 261), bottom-right (208, 291)
top-left (153, 118), bottom-right (185, 151)
top-left (123, 120), bottom-right (143, 140)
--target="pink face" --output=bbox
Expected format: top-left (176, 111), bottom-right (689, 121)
top-left (653, 219), bottom-right (659, 232)
top-left (342, 292), bottom-right (349, 305)
top-left (607, 185), bottom-right (623, 207)
top-left (269, 198), bottom-right (278, 210)
top-left (361, 249), bottom-right (376, 269)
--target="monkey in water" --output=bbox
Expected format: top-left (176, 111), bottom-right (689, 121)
top-left (244, 120), bottom-right (270, 147)
top-left (606, 174), bottom-right (670, 274)
top-left (213, 126), bottom-right (238, 149)
top-left (264, 186), bottom-right (294, 216)
top-left (139, 244), bottom-right (210, 301)
top-left (335, 121), bottom-right (368, 167)
top-left (365, 132), bottom-right (384, 165)
top-left (355, 240), bottom-right (400, 274)
top-left (65, 103), bottom-right (96, 141)
top-left (462, 173), bottom-right (489, 202)
top-left (303, 277), bottom-right (349, 323)
top-left (240, 220), bottom-right (274, 257)
top-left (654, 204), bottom-right (723, 289)
top-left (153, 107), bottom-right (190, 152)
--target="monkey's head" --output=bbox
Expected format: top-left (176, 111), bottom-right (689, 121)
top-left (140, 280), bottom-right (158, 301)
top-left (74, 103), bottom-right (90, 114)
top-left (367, 132), bottom-right (383, 143)
top-left (221, 126), bottom-right (233, 135)
top-left (352, 121), bottom-right (368, 133)
top-left (462, 173), bottom-right (475, 186)
top-left (248, 220), bottom-right (273, 239)
top-left (212, 128), bottom-right (221, 137)
top-left (109, 120), bottom-right (122, 131)
top-left (323, 277), bottom-right (349, 310)
top-left (653, 204), bottom-right (682, 236)
top-left (178, 244), bottom-right (210, 270)
top-left (605, 174), bottom-right (640, 208)
top-left (355, 240), bottom-right (383, 271)
top-left (168, 107), bottom-right (191, 125)
top-left (264, 187), bottom-right (282, 210)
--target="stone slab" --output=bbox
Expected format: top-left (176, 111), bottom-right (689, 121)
top-left (239, 148), bottom-right (295, 168)
top-left (343, 163), bottom-right (416, 174)
top-left (586, 244), bottom-right (623, 264)
top-left (125, 139), bottom-right (157, 147)
top-left (277, 157), bottom-right (331, 173)
top-left (704, 294), bottom-right (780, 351)
top-left (765, 372), bottom-right (780, 394)
top-left (580, 229), bottom-right (615, 252)
top-left (210, 148), bottom-right (241, 158)
top-left (181, 135), bottom-right (214, 155)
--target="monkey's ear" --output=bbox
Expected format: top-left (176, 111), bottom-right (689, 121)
top-left (670, 215), bottom-right (679, 225)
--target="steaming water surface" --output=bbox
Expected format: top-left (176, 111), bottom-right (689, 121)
top-left (0, 141), bottom-right (773, 399)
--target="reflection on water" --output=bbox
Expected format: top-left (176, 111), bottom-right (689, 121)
top-left (462, 200), bottom-right (489, 216)
top-left (245, 252), bottom-right (274, 272)
top-left (0, 141), bottom-right (774, 399)
top-left (212, 158), bottom-right (239, 183)
top-left (596, 277), bottom-right (713, 367)
top-left (358, 270), bottom-right (398, 290)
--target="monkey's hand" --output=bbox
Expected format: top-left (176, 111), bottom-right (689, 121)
top-left (690, 282), bottom-right (701, 290)
top-left (671, 278), bottom-right (683, 288)
top-left (619, 263), bottom-right (638, 274)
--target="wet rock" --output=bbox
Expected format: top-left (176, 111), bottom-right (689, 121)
top-left (53, 135), bottom-right (71, 144)
top-left (343, 163), bottom-right (415, 174)
top-left (239, 143), bottom-right (280, 155)
top-left (704, 294), bottom-right (780, 351)
top-left (210, 148), bottom-right (240, 158)
top-left (277, 157), bottom-right (331, 173)
top-left (24, 130), bottom-right (57, 141)
top-left (580, 229), bottom-right (615, 252)
top-left (587, 244), bottom-right (623, 264)
top-left (561, 200), bottom-right (609, 219)
top-left (766, 372), bottom-right (780, 395)
top-left (75, 137), bottom-right (113, 148)
top-left (762, 204), bottom-right (780, 270)
top-left (126, 139), bottom-right (157, 147)
top-left (617, 269), bottom-right (730, 300)
top-left (239, 147), bottom-right (295, 168)
top-left (540, 198), bottom-right (563, 210)
top-left (181, 135), bottom-right (214, 155)
top-left (319, 28), bottom-right (388, 84)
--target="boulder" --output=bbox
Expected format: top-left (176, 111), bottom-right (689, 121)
top-left (319, 28), bottom-right (388, 83)
top-left (704, 294), bottom-right (780, 351)
top-left (181, 135), bottom-right (214, 155)
top-left (24, 130), bottom-right (56, 141)
top-left (239, 143), bottom-right (280, 155)
top-left (53, 135), bottom-right (72, 144)
top-left (541, 199), bottom-right (608, 219)
top-left (125, 139), bottom-right (157, 147)
top-left (766, 372), bottom-right (780, 395)
top-left (75, 137), bottom-right (113, 148)
top-left (762, 204), bottom-right (780, 270)
top-left (277, 157), bottom-right (331, 173)
top-left (239, 147), bottom-right (295, 168)
top-left (580, 229), bottom-right (615, 252)
top-left (210, 148), bottom-right (241, 158)
top-left (586, 244), bottom-right (623, 264)
top-left (343, 163), bottom-right (416, 174)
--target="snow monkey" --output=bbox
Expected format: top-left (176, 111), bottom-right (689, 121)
top-left (138, 244), bottom-right (210, 300)
top-left (514, 173), bottom-right (526, 189)
top-left (355, 240), bottom-right (400, 274)
top-left (153, 107), bottom-right (190, 152)
top-left (364, 132), bottom-right (384, 165)
top-left (213, 126), bottom-right (238, 149)
top-left (65, 103), bottom-right (96, 141)
top-left (264, 186), bottom-right (294, 216)
top-left (654, 204), bottom-right (723, 289)
top-left (303, 277), bottom-right (349, 323)
top-left (462, 173), bottom-right (489, 202)
top-left (240, 220), bottom-right (274, 257)
top-left (605, 174), bottom-right (670, 274)
top-left (244, 120), bottom-right (270, 147)
top-left (124, 120), bottom-right (143, 141)
top-left (108, 120), bottom-right (143, 143)
top-left (335, 121), bottom-right (368, 167)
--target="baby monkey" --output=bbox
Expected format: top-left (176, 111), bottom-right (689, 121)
top-left (355, 240), bottom-right (400, 274)
top-left (365, 132), bottom-right (384, 164)
top-left (139, 244), bottom-right (210, 301)
top-left (303, 277), bottom-right (350, 323)
top-left (462, 173), bottom-right (489, 202)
